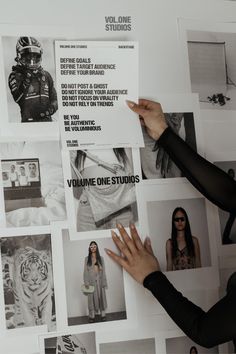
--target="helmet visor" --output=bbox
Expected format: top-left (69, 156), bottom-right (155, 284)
top-left (20, 52), bottom-right (41, 70)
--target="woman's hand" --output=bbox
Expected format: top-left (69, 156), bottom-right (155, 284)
top-left (105, 223), bottom-right (160, 284)
top-left (126, 99), bottom-right (168, 140)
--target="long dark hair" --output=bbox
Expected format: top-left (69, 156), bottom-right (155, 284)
top-left (171, 207), bottom-right (195, 259)
top-left (189, 346), bottom-right (198, 354)
top-left (87, 241), bottom-right (102, 267)
top-left (75, 148), bottom-right (128, 170)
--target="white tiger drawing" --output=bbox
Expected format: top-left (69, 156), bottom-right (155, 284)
top-left (12, 246), bottom-right (54, 329)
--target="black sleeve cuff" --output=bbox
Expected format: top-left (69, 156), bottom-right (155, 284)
top-left (143, 270), bottom-right (166, 289)
top-left (157, 126), bottom-right (172, 146)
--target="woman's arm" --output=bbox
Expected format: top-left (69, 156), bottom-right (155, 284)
top-left (144, 271), bottom-right (236, 348)
top-left (158, 128), bottom-right (236, 214)
top-left (166, 239), bottom-right (173, 271)
top-left (106, 224), bottom-right (236, 348)
top-left (127, 99), bottom-right (236, 214)
top-left (193, 237), bottom-right (201, 268)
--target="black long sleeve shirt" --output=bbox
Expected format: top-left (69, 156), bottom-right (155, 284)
top-left (143, 127), bottom-right (236, 348)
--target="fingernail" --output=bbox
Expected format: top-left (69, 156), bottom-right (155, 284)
top-left (111, 230), bottom-right (117, 237)
top-left (116, 222), bottom-right (123, 229)
top-left (130, 223), bottom-right (135, 229)
top-left (126, 100), bottom-right (135, 108)
top-left (146, 236), bottom-right (151, 245)
top-left (104, 248), bottom-right (111, 255)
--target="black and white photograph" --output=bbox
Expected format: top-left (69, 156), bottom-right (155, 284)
top-left (214, 160), bottom-right (236, 244)
top-left (2, 158), bottom-right (42, 202)
top-left (99, 337), bottom-right (156, 354)
top-left (137, 181), bottom-right (218, 297)
top-left (138, 94), bottom-right (202, 182)
top-left (2, 36), bottom-right (58, 123)
top-left (44, 332), bottom-right (96, 354)
top-left (146, 198), bottom-right (211, 272)
top-left (1, 233), bottom-right (56, 331)
top-left (69, 148), bottom-right (138, 234)
top-left (140, 112), bottom-right (197, 179)
top-left (166, 335), bottom-right (219, 354)
top-left (186, 30), bottom-right (236, 110)
top-left (0, 140), bottom-right (66, 227)
top-left (62, 231), bottom-right (127, 326)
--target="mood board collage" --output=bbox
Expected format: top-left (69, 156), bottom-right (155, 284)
top-left (0, 18), bottom-right (235, 354)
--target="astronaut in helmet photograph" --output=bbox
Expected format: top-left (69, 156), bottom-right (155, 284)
top-left (7, 36), bottom-right (58, 123)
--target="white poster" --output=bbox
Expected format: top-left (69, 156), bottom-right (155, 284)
top-left (55, 41), bottom-right (143, 149)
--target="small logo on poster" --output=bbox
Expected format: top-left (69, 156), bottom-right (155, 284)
top-left (105, 16), bottom-right (132, 31)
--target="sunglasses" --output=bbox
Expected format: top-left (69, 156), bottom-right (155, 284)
top-left (174, 217), bottom-right (185, 222)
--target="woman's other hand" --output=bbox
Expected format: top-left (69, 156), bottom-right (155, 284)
top-left (105, 223), bottom-right (160, 284)
top-left (126, 99), bottom-right (168, 140)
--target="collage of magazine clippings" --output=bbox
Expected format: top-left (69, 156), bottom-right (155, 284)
top-left (0, 17), bottom-right (235, 354)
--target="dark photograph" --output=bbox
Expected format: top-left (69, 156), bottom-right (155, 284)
top-left (140, 112), bottom-right (197, 179)
top-left (2, 36), bottom-right (58, 123)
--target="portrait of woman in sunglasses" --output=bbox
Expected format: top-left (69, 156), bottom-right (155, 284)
top-left (166, 207), bottom-right (202, 271)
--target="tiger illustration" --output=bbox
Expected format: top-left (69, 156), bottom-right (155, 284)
top-left (13, 246), bottom-right (54, 329)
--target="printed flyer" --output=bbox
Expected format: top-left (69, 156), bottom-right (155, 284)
top-left (55, 41), bottom-right (143, 149)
